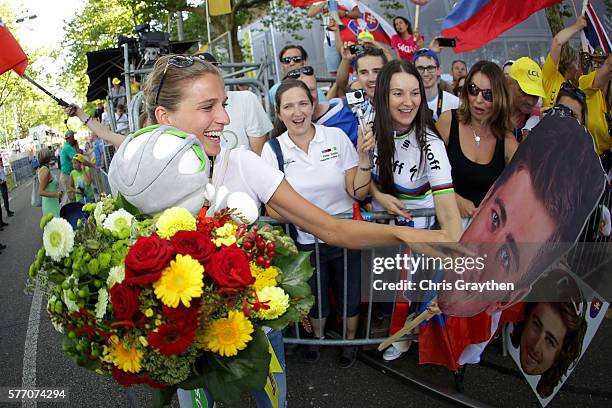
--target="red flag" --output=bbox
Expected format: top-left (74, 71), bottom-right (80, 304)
top-left (0, 19), bottom-right (29, 76)
top-left (441, 0), bottom-right (561, 53)
top-left (287, 0), bottom-right (319, 6)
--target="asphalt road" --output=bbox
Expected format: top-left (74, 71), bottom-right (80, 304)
top-left (1, 177), bottom-right (610, 408)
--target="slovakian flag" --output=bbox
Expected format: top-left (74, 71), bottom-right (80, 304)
top-left (0, 18), bottom-right (28, 76)
top-left (286, 0), bottom-right (395, 46)
top-left (441, 0), bottom-right (561, 53)
top-left (583, 0), bottom-right (612, 53)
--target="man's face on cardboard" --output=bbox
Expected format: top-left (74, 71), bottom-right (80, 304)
top-left (438, 169), bottom-right (556, 316)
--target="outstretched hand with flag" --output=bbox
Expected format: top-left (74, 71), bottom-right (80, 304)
top-left (0, 18), bottom-right (28, 76)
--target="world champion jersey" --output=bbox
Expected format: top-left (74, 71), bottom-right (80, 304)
top-left (372, 128), bottom-right (454, 213)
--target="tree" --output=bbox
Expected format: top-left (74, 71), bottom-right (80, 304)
top-left (544, 1), bottom-right (576, 68)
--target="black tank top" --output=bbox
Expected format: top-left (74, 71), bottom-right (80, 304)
top-left (447, 110), bottom-right (505, 207)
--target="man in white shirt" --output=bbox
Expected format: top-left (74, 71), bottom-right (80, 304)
top-left (223, 90), bottom-right (273, 155)
top-left (413, 48), bottom-right (460, 121)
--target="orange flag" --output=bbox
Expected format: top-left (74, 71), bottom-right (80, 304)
top-left (0, 18), bottom-right (28, 76)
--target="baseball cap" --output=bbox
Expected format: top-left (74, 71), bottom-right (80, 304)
top-left (358, 31), bottom-right (375, 43)
top-left (73, 154), bottom-right (87, 164)
top-left (65, 130), bottom-right (75, 139)
top-left (112, 77), bottom-right (121, 85)
top-left (412, 48), bottom-right (439, 65)
top-left (509, 57), bottom-right (546, 98)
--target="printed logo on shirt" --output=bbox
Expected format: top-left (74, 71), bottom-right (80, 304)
top-left (283, 159), bottom-right (296, 168)
top-left (423, 143), bottom-right (441, 171)
top-left (320, 146), bottom-right (339, 162)
top-left (401, 139), bottom-right (411, 150)
top-left (409, 164), bottom-right (418, 182)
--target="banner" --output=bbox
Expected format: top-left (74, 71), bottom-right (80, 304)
top-left (441, 0), bottom-right (561, 53)
top-left (337, 0), bottom-right (395, 46)
top-left (209, 0), bottom-right (232, 17)
top-left (0, 18), bottom-right (29, 76)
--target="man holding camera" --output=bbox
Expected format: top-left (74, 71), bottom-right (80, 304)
top-left (413, 48), bottom-right (459, 121)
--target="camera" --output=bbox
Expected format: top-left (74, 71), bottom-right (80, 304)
top-left (349, 44), bottom-right (365, 55)
top-left (118, 24), bottom-right (170, 68)
top-left (346, 90), bottom-right (365, 106)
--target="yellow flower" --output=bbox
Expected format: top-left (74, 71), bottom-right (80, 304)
top-left (200, 310), bottom-right (254, 357)
top-left (144, 308), bottom-right (154, 317)
top-left (255, 286), bottom-right (289, 320)
top-left (212, 223), bottom-right (237, 247)
top-left (156, 207), bottom-right (196, 239)
top-left (108, 338), bottom-right (142, 373)
top-left (153, 254), bottom-right (204, 308)
top-left (250, 262), bottom-right (279, 291)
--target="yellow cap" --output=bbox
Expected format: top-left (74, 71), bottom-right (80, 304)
top-left (73, 154), bottom-right (87, 164)
top-left (112, 77), bottom-right (121, 85)
top-left (358, 31), bottom-right (375, 43)
top-left (509, 57), bottom-right (546, 98)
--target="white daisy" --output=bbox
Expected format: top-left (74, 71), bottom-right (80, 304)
top-left (106, 264), bottom-right (125, 288)
top-left (95, 288), bottom-right (109, 320)
top-left (43, 218), bottom-right (75, 262)
top-left (102, 208), bottom-right (135, 233)
top-left (62, 289), bottom-right (79, 313)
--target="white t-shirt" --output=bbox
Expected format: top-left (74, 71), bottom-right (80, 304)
top-left (261, 124), bottom-right (358, 244)
top-left (427, 90), bottom-right (460, 121)
top-left (372, 128), bottom-right (454, 229)
top-left (213, 146), bottom-right (284, 209)
top-left (115, 112), bottom-right (129, 133)
top-left (224, 91), bottom-right (273, 150)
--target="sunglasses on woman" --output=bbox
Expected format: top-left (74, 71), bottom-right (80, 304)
top-left (284, 66), bottom-right (314, 80)
top-left (154, 55), bottom-right (217, 106)
top-left (467, 83), bottom-right (493, 102)
top-left (280, 55), bottom-right (305, 64)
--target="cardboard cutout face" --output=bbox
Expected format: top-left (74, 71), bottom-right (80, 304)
top-left (438, 110), bottom-right (606, 317)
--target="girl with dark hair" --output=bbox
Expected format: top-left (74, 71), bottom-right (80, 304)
top-left (370, 60), bottom-right (462, 361)
top-left (555, 81), bottom-right (588, 125)
top-left (263, 79), bottom-right (374, 368)
top-left (436, 61), bottom-right (518, 220)
top-left (391, 15), bottom-right (424, 61)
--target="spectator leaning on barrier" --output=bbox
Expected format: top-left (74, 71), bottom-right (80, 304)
top-left (542, 16), bottom-right (586, 109)
top-left (436, 61), bottom-right (518, 221)
top-left (262, 79), bottom-right (375, 368)
top-left (269, 44), bottom-right (326, 108)
top-left (287, 65), bottom-right (359, 147)
top-left (413, 48), bottom-right (460, 121)
top-left (369, 60), bottom-right (462, 361)
top-left (507, 57), bottom-right (546, 141)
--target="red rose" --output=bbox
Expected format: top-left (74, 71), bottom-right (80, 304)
top-left (208, 245), bottom-right (254, 289)
top-left (110, 283), bottom-right (140, 320)
top-left (170, 231), bottom-right (215, 266)
top-left (112, 366), bottom-right (147, 387)
top-left (124, 234), bottom-right (175, 285)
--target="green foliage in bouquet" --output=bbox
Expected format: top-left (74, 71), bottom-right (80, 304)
top-left (28, 195), bottom-right (314, 406)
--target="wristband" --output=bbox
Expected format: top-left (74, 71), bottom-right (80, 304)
top-left (83, 115), bottom-right (92, 125)
top-left (359, 166), bottom-right (374, 171)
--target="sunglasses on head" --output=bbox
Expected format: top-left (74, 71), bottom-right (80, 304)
top-left (467, 83), bottom-right (493, 102)
top-left (154, 55), bottom-right (218, 106)
top-left (560, 81), bottom-right (586, 103)
top-left (284, 66), bottom-right (314, 80)
top-left (280, 55), bottom-right (304, 64)
top-left (354, 46), bottom-right (384, 58)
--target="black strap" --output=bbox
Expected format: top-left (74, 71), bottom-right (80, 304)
top-left (268, 138), bottom-right (285, 172)
top-left (436, 87), bottom-right (444, 119)
top-left (265, 138), bottom-right (298, 239)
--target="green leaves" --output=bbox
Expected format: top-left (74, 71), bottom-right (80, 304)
top-left (276, 251), bottom-right (314, 299)
top-left (176, 327), bottom-right (271, 404)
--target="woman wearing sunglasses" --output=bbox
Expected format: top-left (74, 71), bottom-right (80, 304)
top-left (436, 61), bottom-right (518, 221)
top-left (555, 82), bottom-right (587, 125)
top-left (66, 54), bottom-right (457, 404)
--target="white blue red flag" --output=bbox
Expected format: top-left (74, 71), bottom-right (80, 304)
top-left (441, 0), bottom-right (561, 53)
top-left (337, 0), bottom-right (395, 46)
top-left (582, 0), bottom-right (612, 53)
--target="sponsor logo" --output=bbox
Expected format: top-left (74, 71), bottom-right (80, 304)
top-left (409, 164), bottom-right (418, 182)
top-left (423, 143), bottom-right (441, 170)
top-left (401, 139), bottom-right (411, 150)
top-left (590, 298), bottom-right (603, 319)
top-left (527, 69), bottom-right (540, 80)
top-left (393, 160), bottom-right (405, 175)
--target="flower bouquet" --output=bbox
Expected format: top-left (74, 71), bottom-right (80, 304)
top-left (29, 195), bottom-right (314, 406)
